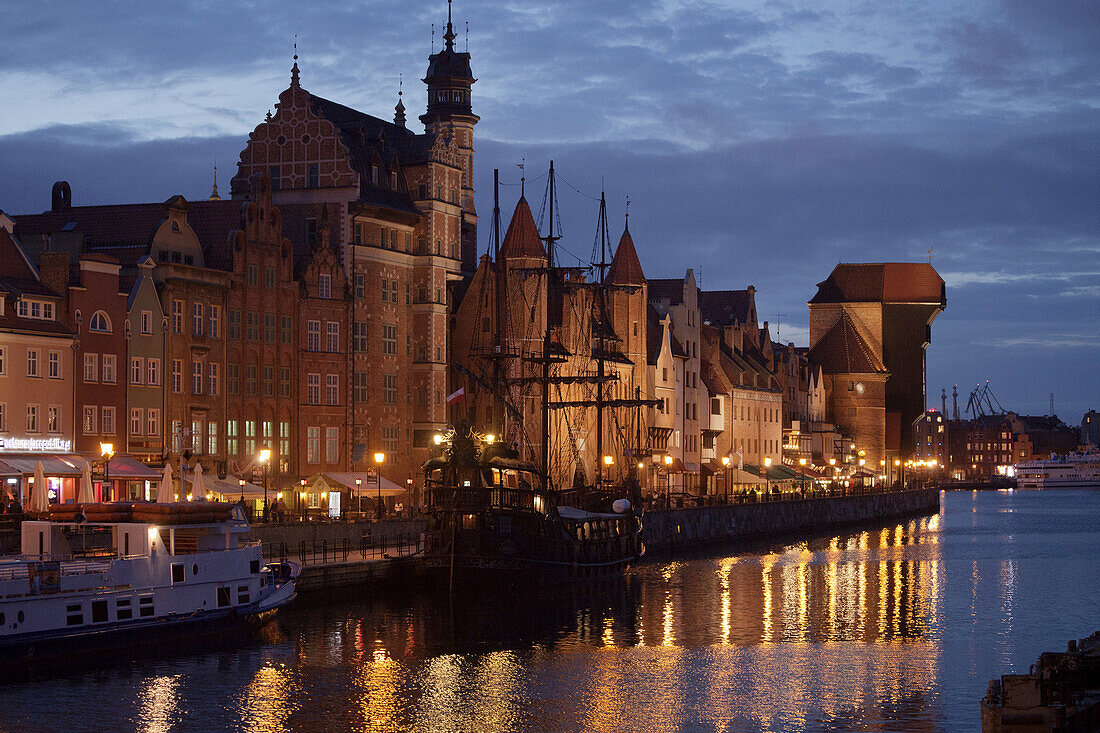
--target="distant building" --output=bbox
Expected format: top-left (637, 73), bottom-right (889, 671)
top-left (1082, 410), bottom-right (1099, 448)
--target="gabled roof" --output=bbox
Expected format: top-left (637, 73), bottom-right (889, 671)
top-left (0, 228), bottom-right (38, 281)
top-left (606, 226), bottom-right (645, 285)
top-left (808, 311), bottom-right (888, 375)
top-left (810, 263), bottom-right (945, 305)
top-left (308, 94), bottom-right (413, 141)
top-left (699, 289), bottom-right (753, 326)
top-left (499, 197), bottom-right (545, 260)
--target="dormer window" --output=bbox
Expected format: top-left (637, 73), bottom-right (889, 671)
top-left (318, 274), bottom-right (331, 299)
top-left (370, 166), bottom-right (379, 185)
top-left (171, 220), bottom-right (180, 232)
top-left (17, 299), bottom-right (55, 321)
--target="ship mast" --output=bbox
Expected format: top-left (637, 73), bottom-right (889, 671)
top-left (595, 191), bottom-right (610, 488)
top-left (541, 161), bottom-right (559, 482)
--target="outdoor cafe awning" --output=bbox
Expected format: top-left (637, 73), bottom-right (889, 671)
top-left (0, 454), bottom-right (160, 479)
top-left (305, 472), bottom-right (407, 498)
top-left (187, 474), bottom-right (266, 498)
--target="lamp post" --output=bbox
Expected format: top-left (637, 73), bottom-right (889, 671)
top-left (663, 454), bottom-right (673, 508)
top-left (258, 446), bottom-right (271, 521)
top-left (721, 455), bottom-right (730, 502)
top-left (858, 457), bottom-right (866, 491)
top-left (238, 478), bottom-right (246, 505)
top-left (894, 458), bottom-right (902, 488)
top-left (602, 455), bottom-right (614, 490)
top-left (99, 442), bottom-right (114, 502)
top-left (373, 452), bottom-right (385, 520)
top-left (354, 478), bottom-right (362, 519)
top-left (300, 478), bottom-right (307, 521)
top-left (799, 457), bottom-right (807, 493)
top-left (764, 456), bottom-right (772, 495)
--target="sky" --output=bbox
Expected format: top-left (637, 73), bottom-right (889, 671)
top-left (0, 0), bottom-right (1096, 424)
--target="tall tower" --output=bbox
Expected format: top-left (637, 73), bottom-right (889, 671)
top-left (422, 0), bottom-right (479, 274)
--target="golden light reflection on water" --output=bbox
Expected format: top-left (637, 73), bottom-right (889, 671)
top-left (137, 673), bottom-right (181, 733)
top-left (239, 663), bottom-right (298, 731)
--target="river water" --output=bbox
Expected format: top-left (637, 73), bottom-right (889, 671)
top-left (2, 489), bottom-right (1097, 732)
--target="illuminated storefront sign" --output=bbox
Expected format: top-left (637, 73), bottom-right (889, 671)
top-left (0, 437), bottom-right (73, 453)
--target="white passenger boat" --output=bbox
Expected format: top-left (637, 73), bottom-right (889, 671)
top-left (1016, 450), bottom-right (1100, 490)
top-left (0, 502), bottom-right (298, 655)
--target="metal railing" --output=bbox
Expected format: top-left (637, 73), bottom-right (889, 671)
top-left (358, 532), bottom-right (422, 561)
top-left (646, 481), bottom-right (931, 510)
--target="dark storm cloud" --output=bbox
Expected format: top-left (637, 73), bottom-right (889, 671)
top-left (0, 0), bottom-right (1097, 419)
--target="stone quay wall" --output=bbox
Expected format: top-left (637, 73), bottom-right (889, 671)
top-left (247, 518), bottom-right (426, 550)
top-left (640, 488), bottom-right (940, 554)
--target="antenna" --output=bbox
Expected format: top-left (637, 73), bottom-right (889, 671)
top-left (431, 23), bottom-right (435, 53)
top-left (1050, 392), bottom-right (1055, 416)
top-left (517, 158), bottom-right (525, 197)
top-left (466, 21), bottom-right (469, 52)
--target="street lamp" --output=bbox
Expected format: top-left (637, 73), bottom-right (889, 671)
top-left (258, 446), bottom-right (271, 522)
top-left (764, 456), bottom-right (772, 494)
top-left (799, 457), bottom-right (807, 492)
top-left (100, 442), bottom-right (114, 502)
top-left (300, 478), bottom-right (307, 521)
top-left (663, 454), bottom-right (673, 508)
top-left (721, 455), bottom-right (730, 501)
top-left (354, 477), bottom-right (362, 518)
top-left (373, 452), bottom-right (385, 520)
top-left (238, 478), bottom-right (246, 505)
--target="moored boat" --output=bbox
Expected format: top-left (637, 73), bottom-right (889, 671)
top-left (422, 424), bottom-right (643, 588)
top-left (1016, 449), bottom-right (1100, 490)
top-left (0, 501), bottom-right (298, 657)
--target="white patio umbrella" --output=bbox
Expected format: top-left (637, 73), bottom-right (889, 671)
top-left (30, 460), bottom-right (49, 514)
top-left (157, 464), bottom-right (174, 504)
top-left (78, 461), bottom-right (95, 504)
top-left (192, 463), bottom-right (206, 501)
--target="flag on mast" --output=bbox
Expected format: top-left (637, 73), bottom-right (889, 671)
top-left (446, 387), bottom-right (465, 405)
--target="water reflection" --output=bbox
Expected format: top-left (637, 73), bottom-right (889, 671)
top-left (4, 491), bottom-right (1100, 732)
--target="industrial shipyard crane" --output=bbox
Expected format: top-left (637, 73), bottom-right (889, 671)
top-left (965, 381), bottom-right (1007, 419)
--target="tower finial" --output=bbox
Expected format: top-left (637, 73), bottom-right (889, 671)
top-left (444, 0), bottom-right (456, 50)
top-left (291, 35), bottom-right (300, 87)
top-left (209, 162), bottom-right (220, 200)
top-left (517, 158), bottom-right (525, 198)
top-left (625, 195), bottom-right (630, 230)
top-left (394, 74), bottom-right (406, 127)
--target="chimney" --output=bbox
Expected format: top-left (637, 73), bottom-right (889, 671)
top-left (38, 252), bottom-right (70, 299)
top-left (51, 181), bottom-right (72, 213)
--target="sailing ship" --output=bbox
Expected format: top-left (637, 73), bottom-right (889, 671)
top-left (422, 163), bottom-right (655, 585)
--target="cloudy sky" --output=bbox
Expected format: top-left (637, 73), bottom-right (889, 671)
top-left (0, 0), bottom-right (1096, 423)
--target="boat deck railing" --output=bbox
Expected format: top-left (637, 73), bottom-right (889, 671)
top-left (425, 486), bottom-right (537, 512)
top-left (0, 557), bottom-right (113, 582)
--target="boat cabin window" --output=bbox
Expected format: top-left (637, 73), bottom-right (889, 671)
top-left (504, 471), bottom-right (518, 489)
top-left (139, 595), bottom-right (154, 618)
top-left (462, 514), bottom-right (477, 530)
top-left (217, 587), bottom-right (231, 608)
top-left (238, 585), bottom-right (251, 605)
top-left (171, 563), bottom-right (185, 584)
top-left (116, 599), bottom-right (132, 620)
top-left (92, 599), bottom-right (108, 623)
top-left (66, 603), bottom-right (83, 626)
top-left (250, 559), bottom-right (260, 574)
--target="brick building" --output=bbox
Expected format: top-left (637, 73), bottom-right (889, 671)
top-left (808, 263), bottom-right (946, 466)
top-left (229, 16), bottom-right (474, 483)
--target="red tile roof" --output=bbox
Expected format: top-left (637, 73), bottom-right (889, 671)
top-left (499, 197), bottom-right (545, 260)
top-left (809, 311), bottom-right (888, 375)
top-left (0, 229), bottom-right (38, 280)
top-left (809, 263), bottom-right (945, 305)
top-left (698, 289), bottom-right (754, 326)
top-left (606, 226), bottom-right (645, 285)
top-left (14, 203), bottom-right (167, 251)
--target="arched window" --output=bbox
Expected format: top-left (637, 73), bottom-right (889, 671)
top-left (89, 311), bottom-right (112, 333)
